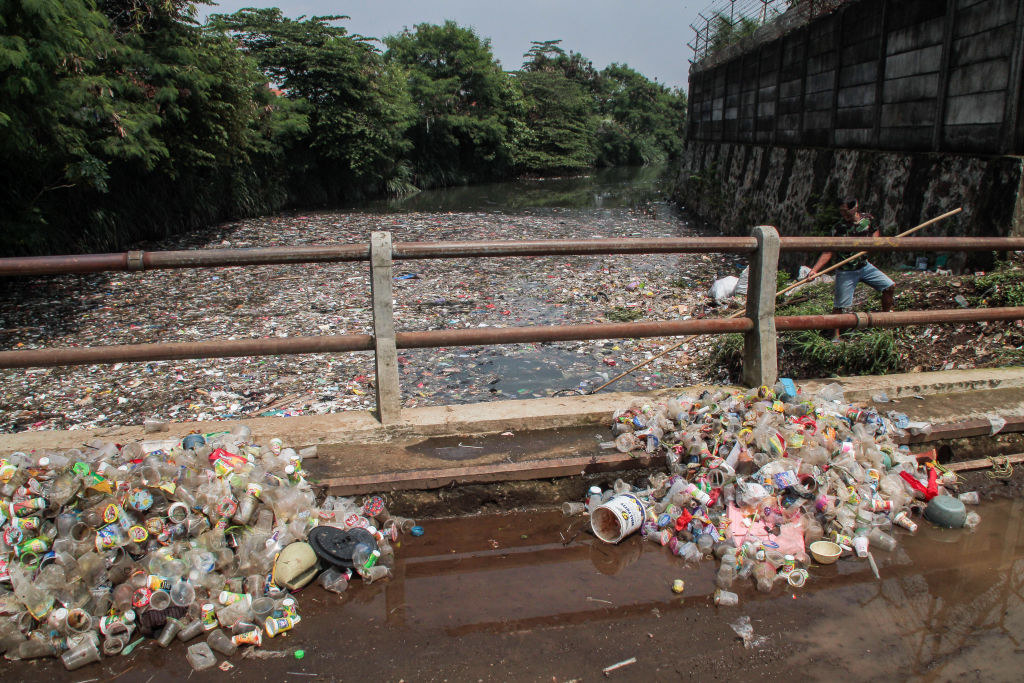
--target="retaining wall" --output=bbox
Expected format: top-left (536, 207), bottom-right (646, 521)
top-left (688, 0), bottom-right (1024, 155)
top-left (674, 141), bottom-right (1024, 242)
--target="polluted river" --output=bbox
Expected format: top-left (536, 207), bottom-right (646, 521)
top-left (2, 167), bottom-right (1024, 681)
top-left (0, 165), bottom-right (737, 433)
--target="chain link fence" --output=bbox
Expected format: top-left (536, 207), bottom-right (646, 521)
top-left (688, 0), bottom-right (852, 63)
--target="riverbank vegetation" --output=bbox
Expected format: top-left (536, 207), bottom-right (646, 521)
top-left (710, 259), bottom-right (1024, 380)
top-left (0, 2), bottom-right (686, 255)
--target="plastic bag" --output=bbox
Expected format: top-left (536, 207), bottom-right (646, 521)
top-left (709, 276), bottom-right (739, 303)
top-left (734, 267), bottom-right (749, 296)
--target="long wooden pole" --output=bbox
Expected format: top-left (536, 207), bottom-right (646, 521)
top-left (587, 207), bottom-right (962, 394)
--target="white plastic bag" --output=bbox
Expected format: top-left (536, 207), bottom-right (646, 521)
top-left (734, 267), bottom-right (749, 296)
top-left (710, 276), bottom-right (739, 303)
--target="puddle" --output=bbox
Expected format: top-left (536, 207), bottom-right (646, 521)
top-left (6, 499), bottom-right (1023, 681)
top-left (405, 425), bottom-right (604, 461)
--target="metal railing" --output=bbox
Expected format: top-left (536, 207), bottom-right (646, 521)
top-left (1, 228), bottom-right (1023, 424)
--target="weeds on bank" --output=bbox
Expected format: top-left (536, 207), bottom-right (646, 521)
top-left (709, 277), bottom-right (903, 380)
top-left (972, 261), bottom-right (1024, 307)
top-left (607, 306), bottom-right (645, 322)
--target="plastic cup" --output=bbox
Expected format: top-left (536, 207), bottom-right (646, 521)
top-left (65, 607), bottom-right (92, 635)
top-left (251, 597), bottom-right (275, 621)
top-left (207, 628), bottom-right (238, 656)
top-left (561, 502), bottom-right (585, 516)
top-left (868, 527), bottom-right (897, 552)
top-left (714, 589), bottom-right (739, 606)
top-left (149, 589), bottom-right (171, 611)
top-left (170, 580), bottom-right (196, 607)
top-left (157, 617), bottom-right (183, 647)
top-left (178, 618), bottom-right (207, 642)
top-left (61, 638), bottom-right (100, 671)
top-left (362, 565), bottom-right (392, 585)
top-left (103, 636), bottom-right (127, 656)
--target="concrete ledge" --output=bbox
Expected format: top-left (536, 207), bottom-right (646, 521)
top-left (1, 369), bottom-right (1022, 455)
top-left (801, 367), bottom-right (1024, 401)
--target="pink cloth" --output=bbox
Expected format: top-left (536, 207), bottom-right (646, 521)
top-left (727, 503), bottom-right (806, 556)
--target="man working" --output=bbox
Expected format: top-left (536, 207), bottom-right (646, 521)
top-left (806, 198), bottom-right (895, 342)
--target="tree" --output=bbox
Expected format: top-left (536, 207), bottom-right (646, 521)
top-left (595, 63), bottom-right (687, 165)
top-left (384, 21), bottom-right (518, 187)
top-left (209, 8), bottom-right (413, 201)
top-left (513, 69), bottom-right (596, 173)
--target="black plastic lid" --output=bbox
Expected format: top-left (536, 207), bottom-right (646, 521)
top-left (308, 526), bottom-right (377, 569)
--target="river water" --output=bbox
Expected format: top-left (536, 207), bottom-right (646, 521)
top-left (0, 165), bottom-right (743, 431)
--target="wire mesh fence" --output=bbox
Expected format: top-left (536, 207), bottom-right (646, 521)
top-left (687, 0), bottom-right (851, 63)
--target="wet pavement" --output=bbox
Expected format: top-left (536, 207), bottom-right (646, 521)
top-left (7, 498), bottom-right (1024, 681)
top-left (0, 166), bottom-right (743, 433)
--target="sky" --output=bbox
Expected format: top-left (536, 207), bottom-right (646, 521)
top-left (198, 1), bottom-right (707, 90)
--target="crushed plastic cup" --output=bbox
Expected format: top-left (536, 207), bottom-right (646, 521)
top-left (958, 491), bottom-right (980, 505)
top-left (187, 642), bottom-right (218, 671)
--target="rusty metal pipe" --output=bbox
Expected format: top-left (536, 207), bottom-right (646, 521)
top-left (776, 307), bottom-right (1024, 331)
top-left (143, 245), bottom-right (369, 269)
top-left (0, 245), bottom-right (371, 277)
top-left (0, 334), bottom-right (374, 369)
top-left (779, 237), bottom-right (1024, 252)
top-left (394, 318), bottom-right (754, 348)
top-left (391, 238), bottom-right (758, 259)
top-left (3, 236), bottom-right (1022, 277)
top-left (0, 253), bottom-right (133, 276)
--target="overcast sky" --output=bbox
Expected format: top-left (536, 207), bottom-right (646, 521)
top-left (199, 1), bottom-right (705, 90)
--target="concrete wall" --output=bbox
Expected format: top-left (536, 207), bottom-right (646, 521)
top-left (688, 0), bottom-right (1024, 155)
top-left (675, 140), bottom-right (1024, 243)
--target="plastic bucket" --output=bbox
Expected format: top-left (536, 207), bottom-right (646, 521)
top-left (590, 493), bottom-right (646, 544)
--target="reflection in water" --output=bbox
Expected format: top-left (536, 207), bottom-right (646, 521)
top-left (354, 165), bottom-right (675, 214)
top-left (367, 500), bottom-right (1024, 678)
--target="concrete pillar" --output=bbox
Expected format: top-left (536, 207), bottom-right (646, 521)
top-left (742, 225), bottom-right (780, 388)
top-left (370, 232), bottom-right (401, 424)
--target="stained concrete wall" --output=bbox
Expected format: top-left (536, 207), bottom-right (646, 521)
top-left (688, 0), bottom-right (1024, 155)
top-left (675, 141), bottom-right (1024, 241)
top-left (679, 0), bottom-right (1024, 244)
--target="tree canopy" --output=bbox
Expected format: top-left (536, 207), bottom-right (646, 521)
top-left (1, 5), bottom-right (686, 255)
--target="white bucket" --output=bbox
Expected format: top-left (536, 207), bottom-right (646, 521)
top-left (590, 493), bottom-right (646, 544)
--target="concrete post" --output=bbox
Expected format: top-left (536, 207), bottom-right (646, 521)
top-left (370, 232), bottom-right (401, 424)
top-left (742, 225), bottom-right (780, 388)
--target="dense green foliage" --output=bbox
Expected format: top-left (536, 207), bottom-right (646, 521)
top-left (1, 4), bottom-right (686, 255)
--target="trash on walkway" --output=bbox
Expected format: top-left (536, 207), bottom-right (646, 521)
top-left (578, 381), bottom-right (982, 597)
top-left (0, 428), bottom-right (412, 670)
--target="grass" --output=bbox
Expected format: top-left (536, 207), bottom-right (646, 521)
top-left (972, 261), bottom-right (1024, 307)
top-left (606, 306), bottom-right (644, 322)
top-left (708, 275), bottom-right (904, 380)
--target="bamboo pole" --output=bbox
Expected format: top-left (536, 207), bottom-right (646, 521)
top-left (587, 208), bottom-right (962, 395)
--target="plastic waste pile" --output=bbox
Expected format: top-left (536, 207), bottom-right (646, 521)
top-left (583, 382), bottom-right (980, 604)
top-left (0, 427), bottom-right (414, 670)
